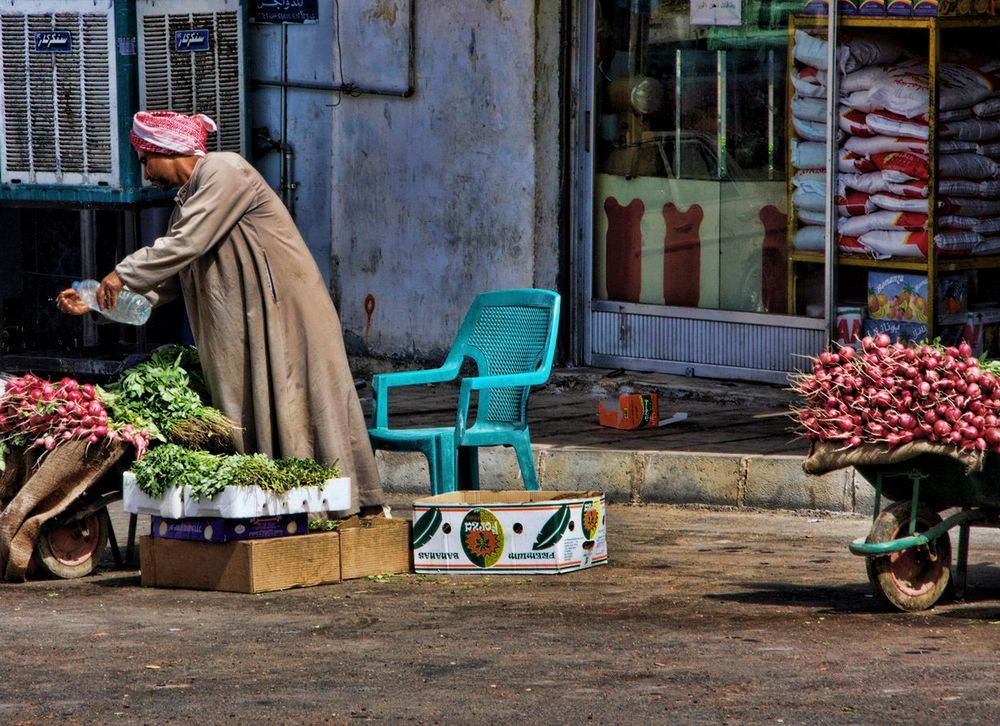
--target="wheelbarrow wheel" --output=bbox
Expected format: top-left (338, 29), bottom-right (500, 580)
top-left (865, 501), bottom-right (951, 612)
top-left (33, 507), bottom-right (111, 579)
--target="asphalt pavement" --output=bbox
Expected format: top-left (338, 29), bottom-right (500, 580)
top-left (12, 500), bottom-right (1000, 724)
top-left (8, 367), bottom-right (1000, 723)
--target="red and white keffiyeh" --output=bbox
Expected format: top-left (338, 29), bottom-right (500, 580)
top-left (130, 111), bottom-right (218, 157)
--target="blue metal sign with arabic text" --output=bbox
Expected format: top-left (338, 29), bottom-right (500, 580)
top-left (34, 31), bottom-right (73, 53)
top-left (251, 0), bottom-right (319, 24)
top-left (174, 29), bottom-right (211, 53)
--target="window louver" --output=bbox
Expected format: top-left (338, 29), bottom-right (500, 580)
top-left (0, 7), bottom-right (117, 185)
top-left (140, 10), bottom-right (243, 154)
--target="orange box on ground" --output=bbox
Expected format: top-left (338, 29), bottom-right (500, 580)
top-left (599, 393), bottom-right (659, 430)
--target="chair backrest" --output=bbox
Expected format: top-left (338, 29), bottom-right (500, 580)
top-left (447, 288), bottom-right (560, 428)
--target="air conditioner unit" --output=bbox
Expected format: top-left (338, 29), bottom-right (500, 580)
top-left (137, 0), bottom-right (248, 160)
top-left (0, 0), bottom-right (247, 206)
top-left (0, 0), bottom-right (148, 205)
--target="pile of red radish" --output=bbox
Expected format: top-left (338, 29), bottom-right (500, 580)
top-left (793, 334), bottom-right (1000, 452)
top-left (0, 374), bottom-right (149, 458)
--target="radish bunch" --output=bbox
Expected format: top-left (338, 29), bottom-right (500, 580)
top-left (0, 374), bottom-right (149, 459)
top-left (793, 335), bottom-right (1000, 453)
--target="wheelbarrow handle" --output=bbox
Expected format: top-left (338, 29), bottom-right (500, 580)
top-left (849, 508), bottom-right (986, 557)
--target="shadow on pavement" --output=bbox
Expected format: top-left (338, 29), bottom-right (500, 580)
top-left (92, 573), bottom-right (142, 588)
top-left (704, 581), bottom-right (886, 614)
top-left (935, 603), bottom-right (1000, 620)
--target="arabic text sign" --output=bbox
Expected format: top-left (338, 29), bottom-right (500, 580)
top-left (690, 0), bottom-right (742, 25)
top-left (34, 31), bottom-right (73, 53)
top-left (251, 0), bottom-right (319, 24)
top-left (174, 29), bottom-right (211, 53)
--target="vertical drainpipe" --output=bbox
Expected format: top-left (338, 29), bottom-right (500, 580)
top-left (80, 210), bottom-right (97, 347)
top-left (279, 23), bottom-right (295, 217)
top-left (122, 210), bottom-right (144, 350)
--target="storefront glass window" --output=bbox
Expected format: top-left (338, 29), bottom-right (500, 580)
top-left (593, 0), bottom-right (802, 315)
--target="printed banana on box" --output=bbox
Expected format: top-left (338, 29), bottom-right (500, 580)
top-left (411, 490), bottom-right (607, 574)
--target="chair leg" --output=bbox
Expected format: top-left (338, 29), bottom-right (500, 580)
top-left (513, 436), bottom-right (540, 491)
top-left (431, 438), bottom-right (458, 495)
top-left (458, 446), bottom-right (480, 490)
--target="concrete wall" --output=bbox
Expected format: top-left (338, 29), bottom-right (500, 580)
top-left (250, 1), bottom-right (564, 362)
top-left (248, 12), bottom-right (336, 287)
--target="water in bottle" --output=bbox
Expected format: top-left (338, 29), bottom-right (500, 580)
top-left (71, 279), bottom-right (152, 326)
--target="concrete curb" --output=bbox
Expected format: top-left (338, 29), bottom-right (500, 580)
top-left (375, 446), bottom-right (877, 515)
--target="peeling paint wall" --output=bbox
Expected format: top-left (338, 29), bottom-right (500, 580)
top-left (534, 2), bottom-right (564, 335)
top-left (331, 0), bottom-right (563, 359)
top-left (248, 1), bottom-right (563, 362)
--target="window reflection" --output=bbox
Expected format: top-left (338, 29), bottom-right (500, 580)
top-left (593, 0), bottom-right (799, 315)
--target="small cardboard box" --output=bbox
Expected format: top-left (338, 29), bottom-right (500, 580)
top-left (834, 305), bottom-right (863, 346)
top-left (139, 531), bottom-right (342, 593)
top-left (411, 490), bottom-right (608, 575)
top-left (139, 516), bottom-right (412, 593)
top-left (937, 274), bottom-right (969, 325)
top-left (338, 516), bottom-right (413, 580)
top-left (150, 514), bottom-right (308, 542)
top-left (599, 393), bottom-right (658, 430)
top-left (930, 0), bottom-right (994, 15)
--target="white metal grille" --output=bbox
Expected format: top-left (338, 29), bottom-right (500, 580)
top-left (138, 0), bottom-right (244, 155)
top-left (591, 306), bottom-right (826, 385)
top-left (0, 1), bottom-right (118, 186)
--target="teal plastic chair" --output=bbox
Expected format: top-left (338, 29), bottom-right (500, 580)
top-left (368, 288), bottom-right (560, 495)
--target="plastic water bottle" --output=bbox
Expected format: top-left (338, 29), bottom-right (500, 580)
top-left (71, 279), bottom-right (152, 326)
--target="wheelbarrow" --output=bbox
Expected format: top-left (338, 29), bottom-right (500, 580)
top-left (850, 452), bottom-right (1000, 612)
top-left (0, 440), bottom-right (137, 581)
top-left (32, 466), bottom-right (137, 579)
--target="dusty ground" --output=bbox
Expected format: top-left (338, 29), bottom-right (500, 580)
top-left (3, 502), bottom-right (1000, 724)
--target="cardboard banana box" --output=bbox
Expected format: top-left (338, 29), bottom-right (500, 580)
top-left (411, 490), bottom-right (608, 575)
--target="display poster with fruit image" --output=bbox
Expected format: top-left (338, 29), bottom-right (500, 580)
top-left (867, 272), bottom-right (928, 324)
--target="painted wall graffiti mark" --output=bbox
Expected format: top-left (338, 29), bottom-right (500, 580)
top-left (364, 293), bottom-right (376, 343)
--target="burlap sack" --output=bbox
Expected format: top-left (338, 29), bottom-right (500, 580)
top-left (0, 439), bottom-right (128, 581)
top-left (802, 439), bottom-right (985, 477)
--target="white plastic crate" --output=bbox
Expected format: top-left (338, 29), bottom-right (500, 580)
top-left (123, 474), bottom-right (185, 518)
top-left (122, 471), bottom-right (352, 518)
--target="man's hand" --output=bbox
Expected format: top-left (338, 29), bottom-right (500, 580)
top-left (97, 271), bottom-right (124, 311)
top-left (55, 288), bottom-right (92, 316)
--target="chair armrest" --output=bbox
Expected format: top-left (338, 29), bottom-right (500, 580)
top-left (370, 365), bottom-right (460, 429)
top-left (462, 370), bottom-right (551, 392)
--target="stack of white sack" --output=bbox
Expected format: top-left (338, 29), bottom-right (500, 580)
top-left (790, 30), bottom-right (911, 254)
top-left (791, 29), bottom-right (1000, 260)
top-left (789, 29), bottom-right (845, 254)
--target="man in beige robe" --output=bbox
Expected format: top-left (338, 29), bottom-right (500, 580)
top-left (57, 111), bottom-right (383, 516)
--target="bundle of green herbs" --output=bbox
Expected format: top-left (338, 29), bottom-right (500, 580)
top-left (101, 346), bottom-right (236, 452)
top-left (131, 443), bottom-right (341, 501)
